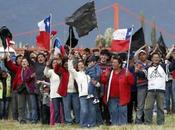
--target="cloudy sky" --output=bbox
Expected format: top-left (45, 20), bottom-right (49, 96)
top-left (1, 0), bottom-right (175, 48)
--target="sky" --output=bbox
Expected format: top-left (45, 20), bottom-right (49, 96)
top-left (1, 0), bottom-right (175, 48)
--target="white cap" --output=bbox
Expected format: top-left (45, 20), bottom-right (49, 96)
top-left (139, 50), bottom-right (146, 54)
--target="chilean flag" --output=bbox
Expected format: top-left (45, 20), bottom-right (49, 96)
top-left (111, 28), bottom-right (132, 52)
top-left (36, 15), bottom-right (51, 50)
top-left (53, 37), bottom-right (65, 57)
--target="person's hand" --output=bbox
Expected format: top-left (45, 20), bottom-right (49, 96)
top-left (0, 56), bottom-right (4, 61)
top-left (50, 48), bottom-right (55, 54)
top-left (135, 64), bottom-right (142, 73)
top-left (36, 80), bottom-right (42, 84)
top-left (31, 73), bottom-right (36, 78)
top-left (4, 52), bottom-right (10, 61)
top-left (68, 54), bottom-right (73, 60)
top-left (91, 79), bottom-right (97, 86)
top-left (170, 45), bottom-right (175, 53)
top-left (46, 61), bottom-right (50, 66)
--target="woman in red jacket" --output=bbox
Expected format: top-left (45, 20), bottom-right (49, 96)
top-left (5, 53), bottom-right (37, 124)
top-left (101, 56), bottom-right (134, 125)
top-left (54, 57), bottom-right (80, 124)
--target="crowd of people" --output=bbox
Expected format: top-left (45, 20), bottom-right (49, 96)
top-left (0, 44), bottom-right (175, 127)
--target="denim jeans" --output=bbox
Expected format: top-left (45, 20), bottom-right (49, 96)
top-left (0, 98), bottom-right (10, 119)
top-left (95, 103), bottom-right (103, 125)
top-left (18, 93), bottom-right (27, 122)
top-left (24, 94), bottom-right (38, 122)
top-left (127, 91), bottom-right (137, 123)
top-left (88, 82), bottom-right (98, 98)
top-left (63, 93), bottom-right (80, 124)
top-left (171, 80), bottom-right (175, 113)
top-left (135, 86), bottom-right (147, 123)
top-left (41, 105), bottom-right (50, 124)
top-left (108, 98), bottom-right (127, 125)
top-left (144, 90), bottom-right (165, 125)
top-left (99, 98), bottom-right (111, 124)
top-left (11, 91), bottom-right (18, 120)
top-left (79, 96), bottom-right (96, 127)
top-left (165, 81), bottom-right (172, 112)
top-left (28, 94), bottom-right (38, 122)
top-left (52, 97), bottom-right (62, 123)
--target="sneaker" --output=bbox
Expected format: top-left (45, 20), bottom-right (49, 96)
top-left (153, 111), bottom-right (157, 116)
top-left (93, 99), bottom-right (99, 104)
top-left (164, 109), bottom-right (168, 114)
top-left (20, 120), bottom-right (27, 124)
top-left (86, 94), bottom-right (94, 99)
top-left (31, 120), bottom-right (37, 124)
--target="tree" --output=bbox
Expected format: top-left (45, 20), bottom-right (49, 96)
top-left (95, 34), bottom-right (105, 48)
top-left (103, 27), bottom-right (114, 47)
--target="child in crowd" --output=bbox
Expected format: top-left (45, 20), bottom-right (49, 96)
top-left (85, 55), bottom-right (102, 104)
top-left (36, 80), bottom-right (50, 124)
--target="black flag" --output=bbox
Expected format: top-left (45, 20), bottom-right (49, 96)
top-left (157, 32), bottom-right (167, 56)
top-left (131, 27), bottom-right (145, 52)
top-left (65, 26), bottom-right (78, 48)
top-left (65, 1), bottom-right (97, 37)
top-left (0, 26), bottom-right (13, 49)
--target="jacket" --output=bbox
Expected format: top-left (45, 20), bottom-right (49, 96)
top-left (102, 68), bottom-right (134, 106)
top-left (68, 60), bottom-right (90, 97)
top-left (44, 66), bottom-right (61, 98)
top-left (6, 60), bottom-right (36, 94)
top-left (54, 64), bottom-right (69, 97)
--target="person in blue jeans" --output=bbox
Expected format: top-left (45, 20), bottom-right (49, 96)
top-left (55, 57), bottom-right (80, 124)
top-left (0, 71), bottom-right (11, 120)
top-left (135, 50), bottom-right (150, 124)
top-left (68, 56), bottom-right (97, 127)
top-left (85, 55), bottom-right (102, 104)
top-left (101, 56), bottom-right (134, 125)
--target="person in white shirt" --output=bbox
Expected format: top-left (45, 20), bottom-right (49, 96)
top-left (144, 52), bottom-right (175, 125)
top-left (68, 54), bottom-right (97, 128)
top-left (44, 58), bottom-right (62, 124)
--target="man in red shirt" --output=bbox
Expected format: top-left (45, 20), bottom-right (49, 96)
top-left (102, 56), bottom-right (134, 125)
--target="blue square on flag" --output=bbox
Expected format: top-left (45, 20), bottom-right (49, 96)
top-left (36, 15), bottom-right (51, 50)
top-left (38, 16), bottom-right (51, 33)
top-left (111, 27), bottom-right (133, 52)
top-left (126, 28), bottom-right (132, 39)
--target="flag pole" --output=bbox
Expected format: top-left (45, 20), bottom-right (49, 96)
top-left (126, 25), bottom-right (134, 74)
top-left (50, 13), bottom-right (52, 51)
top-left (69, 26), bottom-right (72, 54)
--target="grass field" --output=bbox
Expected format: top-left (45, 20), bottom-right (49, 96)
top-left (0, 114), bottom-right (175, 130)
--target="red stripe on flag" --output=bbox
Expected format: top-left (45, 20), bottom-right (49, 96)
top-left (111, 39), bottom-right (129, 52)
top-left (36, 31), bottom-right (50, 50)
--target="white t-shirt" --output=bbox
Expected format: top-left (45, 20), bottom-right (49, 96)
top-left (148, 65), bottom-right (166, 90)
top-left (44, 67), bottom-right (61, 98)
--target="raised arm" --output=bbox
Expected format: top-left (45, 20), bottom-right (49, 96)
top-left (4, 53), bottom-right (19, 73)
top-left (44, 62), bottom-right (52, 78)
top-left (166, 45), bottom-right (174, 60)
top-left (134, 44), bottom-right (147, 58)
top-left (68, 59), bottom-right (78, 78)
